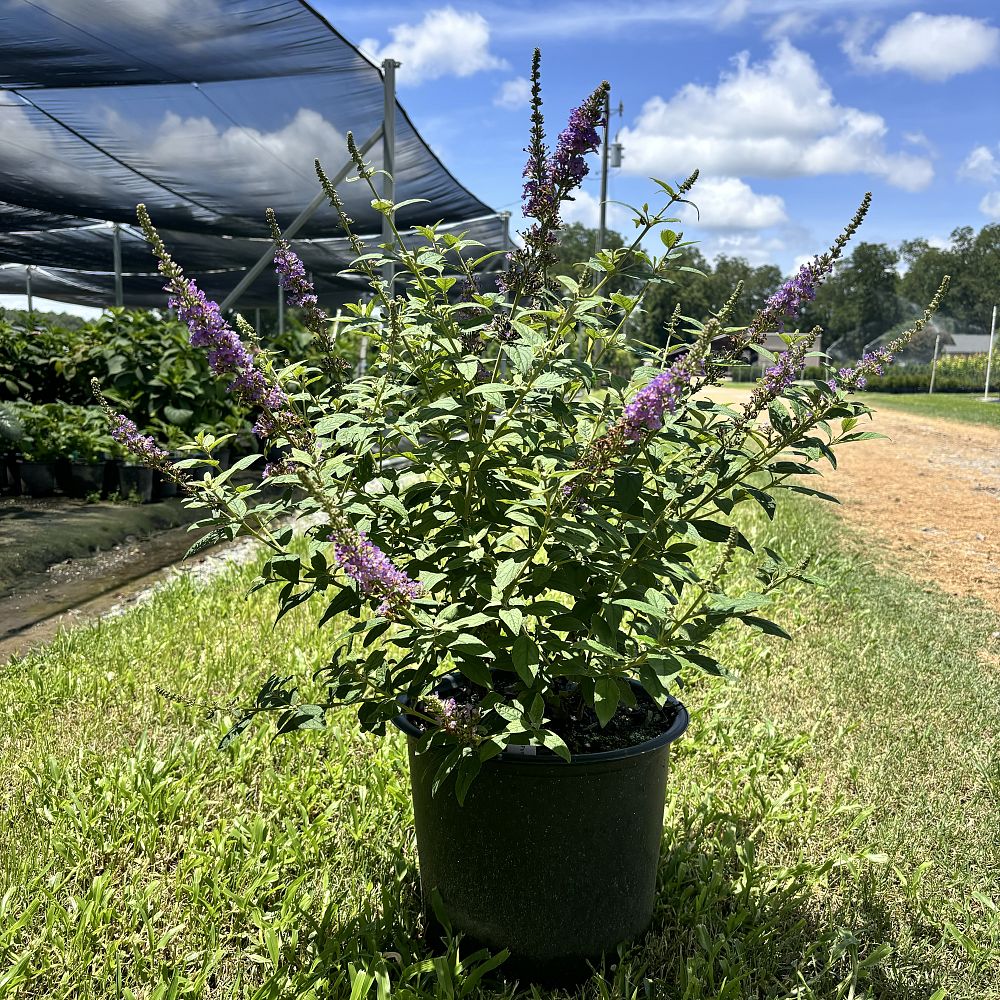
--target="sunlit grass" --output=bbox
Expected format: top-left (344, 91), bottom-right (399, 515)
top-left (1, 495), bottom-right (998, 998)
top-left (864, 391), bottom-right (1000, 428)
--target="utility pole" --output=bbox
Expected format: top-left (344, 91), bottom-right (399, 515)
top-left (596, 89), bottom-right (611, 256)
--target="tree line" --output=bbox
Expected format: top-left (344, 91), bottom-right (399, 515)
top-left (554, 221), bottom-right (999, 358)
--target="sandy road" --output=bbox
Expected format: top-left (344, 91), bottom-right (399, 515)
top-left (708, 387), bottom-right (1000, 613)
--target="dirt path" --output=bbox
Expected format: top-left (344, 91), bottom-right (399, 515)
top-left (709, 387), bottom-right (1000, 613)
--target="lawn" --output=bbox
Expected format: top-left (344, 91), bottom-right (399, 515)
top-left (1, 496), bottom-right (998, 999)
top-left (863, 392), bottom-right (1000, 428)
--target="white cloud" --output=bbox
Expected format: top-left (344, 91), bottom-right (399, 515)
top-left (702, 231), bottom-right (788, 268)
top-left (679, 176), bottom-right (787, 229)
top-left (558, 188), bottom-right (631, 231)
top-left (618, 40), bottom-right (933, 191)
top-left (845, 12), bottom-right (1000, 81)
top-left (980, 191), bottom-right (1000, 219)
top-left (136, 108), bottom-right (346, 202)
top-left (718, 0), bottom-right (749, 27)
top-left (959, 145), bottom-right (1000, 184)
top-left (494, 76), bottom-right (531, 111)
top-left (765, 10), bottom-right (816, 40)
top-left (361, 7), bottom-right (506, 86)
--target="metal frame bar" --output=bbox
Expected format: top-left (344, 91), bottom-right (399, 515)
top-left (219, 124), bottom-right (384, 312)
top-left (381, 58), bottom-right (399, 295)
top-left (112, 222), bottom-right (123, 307)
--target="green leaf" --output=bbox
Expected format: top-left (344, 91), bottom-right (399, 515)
top-left (163, 404), bottom-right (194, 426)
top-left (494, 556), bottom-right (525, 594)
top-left (511, 633), bottom-right (539, 685)
top-left (499, 607), bottom-right (524, 635)
top-left (613, 468), bottom-right (643, 513)
top-left (455, 752), bottom-right (482, 805)
top-left (593, 677), bottom-right (619, 728)
top-left (184, 527), bottom-right (230, 560)
top-left (275, 704), bottom-right (326, 736)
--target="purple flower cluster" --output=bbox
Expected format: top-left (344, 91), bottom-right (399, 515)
top-left (329, 530), bottom-right (422, 618)
top-left (166, 277), bottom-right (291, 438)
top-left (619, 359), bottom-right (695, 442)
top-left (262, 458), bottom-right (300, 479)
top-left (108, 412), bottom-right (170, 467)
top-left (828, 347), bottom-right (892, 393)
top-left (274, 242), bottom-right (320, 313)
top-left (520, 89), bottom-right (606, 227)
top-left (765, 263), bottom-right (818, 331)
top-left (430, 696), bottom-right (481, 743)
top-left (549, 95), bottom-right (604, 193)
top-left (567, 354), bottom-right (702, 500)
top-left (500, 70), bottom-right (608, 298)
top-left (746, 337), bottom-right (813, 413)
top-left (744, 262), bottom-right (820, 344)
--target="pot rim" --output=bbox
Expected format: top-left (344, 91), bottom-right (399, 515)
top-left (393, 679), bottom-right (689, 766)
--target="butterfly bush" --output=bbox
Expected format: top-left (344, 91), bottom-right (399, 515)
top-left (97, 51), bottom-right (948, 786)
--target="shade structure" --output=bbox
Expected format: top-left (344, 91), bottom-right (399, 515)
top-left (0, 0), bottom-right (508, 309)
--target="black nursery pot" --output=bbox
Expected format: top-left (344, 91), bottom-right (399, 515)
top-left (393, 679), bottom-right (689, 984)
top-left (66, 462), bottom-right (106, 499)
top-left (18, 461), bottom-right (56, 497)
top-left (118, 464), bottom-right (154, 503)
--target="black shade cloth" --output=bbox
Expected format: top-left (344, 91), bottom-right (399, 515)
top-left (0, 0), bottom-right (507, 308)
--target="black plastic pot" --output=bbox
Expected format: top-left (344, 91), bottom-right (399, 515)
top-left (65, 462), bottom-right (106, 499)
top-left (117, 465), bottom-right (154, 503)
top-left (18, 461), bottom-right (57, 497)
top-left (394, 681), bottom-right (689, 983)
top-left (153, 471), bottom-right (178, 500)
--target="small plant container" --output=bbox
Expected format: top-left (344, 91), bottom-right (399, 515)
top-left (18, 460), bottom-right (56, 498)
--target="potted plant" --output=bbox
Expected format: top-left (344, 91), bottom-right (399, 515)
top-left (94, 56), bottom-right (948, 983)
top-left (59, 404), bottom-right (112, 498)
top-left (15, 402), bottom-right (62, 497)
top-left (0, 401), bottom-right (25, 495)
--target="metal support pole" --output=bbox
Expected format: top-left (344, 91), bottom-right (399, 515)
top-left (928, 333), bottom-right (941, 394)
top-left (984, 304), bottom-right (997, 402)
top-left (499, 211), bottom-right (511, 377)
top-left (112, 222), bottom-right (123, 307)
top-left (254, 307), bottom-right (261, 335)
top-left (596, 89), bottom-right (611, 256)
top-left (278, 285), bottom-right (285, 338)
top-left (219, 125), bottom-right (384, 313)
top-left (25, 265), bottom-right (33, 316)
top-left (381, 58), bottom-right (399, 297)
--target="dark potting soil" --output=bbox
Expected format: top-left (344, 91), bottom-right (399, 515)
top-left (417, 675), bottom-right (680, 756)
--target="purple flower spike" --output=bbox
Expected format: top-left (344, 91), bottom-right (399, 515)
top-left (620, 359), bottom-right (694, 442)
top-left (549, 95), bottom-right (605, 193)
top-left (274, 243), bottom-right (319, 312)
top-left (330, 530), bottom-right (422, 618)
top-left (165, 277), bottom-right (291, 437)
top-left (108, 412), bottom-right (170, 466)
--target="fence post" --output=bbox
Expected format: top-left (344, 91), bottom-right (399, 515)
top-left (985, 304), bottom-right (997, 402)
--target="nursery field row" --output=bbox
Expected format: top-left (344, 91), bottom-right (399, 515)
top-left (0, 495), bottom-right (997, 999)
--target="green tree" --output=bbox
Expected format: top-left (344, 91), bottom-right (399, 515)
top-left (800, 242), bottom-right (901, 357)
top-left (639, 247), bottom-right (712, 346)
top-left (708, 256), bottom-right (783, 328)
top-left (900, 225), bottom-right (999, 333)
top-left (552, 222), bottom-right (634, 295)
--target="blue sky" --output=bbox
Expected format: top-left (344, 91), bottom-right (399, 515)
top-left (6, 0), bottom-right (998, 318)
top-left (326, 0), bottom-right (1000, 272)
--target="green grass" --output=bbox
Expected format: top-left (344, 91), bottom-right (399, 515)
top-left (1, 498), bottom-right (999, 999)
top-left (863, 392), bottom-right (1000, 428)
